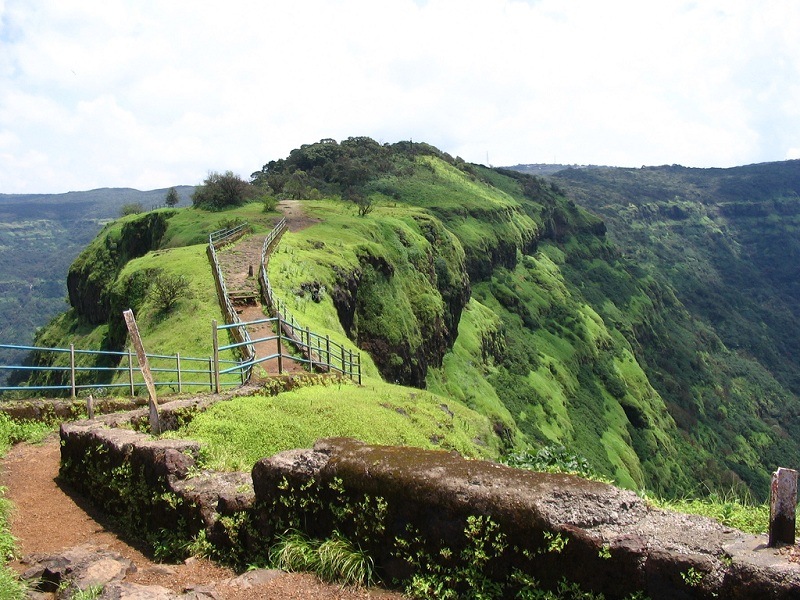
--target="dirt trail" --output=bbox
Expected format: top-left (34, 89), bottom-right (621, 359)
top-left (0, 436), bottom-right (403, 598)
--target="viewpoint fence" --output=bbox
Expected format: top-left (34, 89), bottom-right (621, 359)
top-left (1, 218), bottom-right (361, 398)
top-left (209, 216), bottom-right (361, 391)
top-left (0, 343), bottom-right (243, 398)
top-left (207, 223), bottom-right (256, 381)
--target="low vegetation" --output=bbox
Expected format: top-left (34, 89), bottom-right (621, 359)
top-left (172, 379), bottom-right (500, 471)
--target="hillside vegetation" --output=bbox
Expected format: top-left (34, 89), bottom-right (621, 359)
top-left (0, 187), bottom-right (193, 384)
top-left (23, 139), bottom-right (800, 501)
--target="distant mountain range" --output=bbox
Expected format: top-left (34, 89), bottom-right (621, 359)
top-left (0, 186), bottom-right (193, 381)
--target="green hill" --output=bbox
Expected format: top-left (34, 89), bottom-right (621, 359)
top-left (21, 140), bottom-right (800, 501)
top-left (0, 186), bottom-right (193, 382)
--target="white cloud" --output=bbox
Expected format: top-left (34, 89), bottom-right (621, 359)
top-left (1, 0), bottom-right (799, 192)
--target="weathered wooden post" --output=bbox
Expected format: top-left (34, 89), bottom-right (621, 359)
top-left (122, 309), bottom-right (160, 435)
top-left (769, 467), bottom-right (798, 547)
top-left (86, 394), bottom-right (94, 420)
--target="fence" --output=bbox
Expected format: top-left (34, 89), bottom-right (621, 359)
top-left (0, 343), bottom-right (243, 398)
top-left (211, 316), bottom-right (361, 392)
top-left (207, 224), bottom-right (256, 381)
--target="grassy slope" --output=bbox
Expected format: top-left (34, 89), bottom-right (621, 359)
top-left (546, 164), bottom-right (800, 498)
top-left (30, 149), bottom-right (798, 500)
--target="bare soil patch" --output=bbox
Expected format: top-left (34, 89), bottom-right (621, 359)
top-left (0, 435), bottom-right (403, 598)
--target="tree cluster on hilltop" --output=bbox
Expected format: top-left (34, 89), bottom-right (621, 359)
top-left (250, 137), bottom-right (477, 201)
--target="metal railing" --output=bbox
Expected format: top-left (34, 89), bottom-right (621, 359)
top-left (0, 343), bottom-right (242, 398)
top-left (207, 225), bottom-right (256, 381)
top-left (211, 316), bottom-right (361, 392)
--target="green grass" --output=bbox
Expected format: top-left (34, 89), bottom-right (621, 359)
top-left (172, 379), bottom-right (500, 471)
top-left (270, 531), bottom-right (375, 587)
top-left (160, 202), bottom-right (280, 248)
top-left (650, 492), bottom-right (773, 535)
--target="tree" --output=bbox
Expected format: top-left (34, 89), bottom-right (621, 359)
top-left (120, 202), bottom-right (144, 216)
top-left (165, 187), bottom-right (179, 208)
top-left (150, 271), bottom-right (190, 313)
top-left (192, 171), bottom-right (253, 211)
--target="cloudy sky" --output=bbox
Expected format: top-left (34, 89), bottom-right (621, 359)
top-left (1, 0), bottom-right (799, 194)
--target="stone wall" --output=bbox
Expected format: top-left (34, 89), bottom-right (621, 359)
top-left (59, 405), bottom-right (800, 599)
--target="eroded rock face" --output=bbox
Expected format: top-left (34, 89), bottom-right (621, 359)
top-left (252, 438), bottom-right (800, 599)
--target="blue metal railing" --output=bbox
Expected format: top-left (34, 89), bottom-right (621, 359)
top-left (0, 343), bottom-right (242, 398)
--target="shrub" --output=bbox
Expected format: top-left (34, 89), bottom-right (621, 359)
top-left (192, 171), bottom-right (253, 211)
top-left (149, 271), bottom-right (191, 313)
top-left (120, 202), bottom-right (144, 216)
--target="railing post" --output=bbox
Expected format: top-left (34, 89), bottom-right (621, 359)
top-left (212, 320), bottom-right (220, 394)
top-left (277, 318), bottom-right (283, 375)
top-left (69, 343), bottom-right (76, 399)
top-left (357, 352), bottom-right (362, 385)
top-left (348, 349), bottom-right (353, 380)
top-left (341, 346), bottom-right (346, 375)
top-left (326, 335), bottom-right (331, 368)
top-left (208, 357), bottom-right (214, 391)
top-left (306, 326), bottom-right (313, 371)
top-left (176, 352), bottom-right (182, 393)
top-left (128, 347), bottom-right (135, 396)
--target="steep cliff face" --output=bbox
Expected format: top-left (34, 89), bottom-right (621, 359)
top-left (327, 215), bottom-right (470, 387)
top-left (66, 211), bottom-right (172, 326)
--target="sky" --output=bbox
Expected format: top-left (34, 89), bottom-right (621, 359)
top-left (1, 0), bottom-right (799, 194)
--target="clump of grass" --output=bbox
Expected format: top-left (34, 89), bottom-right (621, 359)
top-left (270, 531), bottom-right (374, 587)
top-left (0, 414), bottom-right (53, 455)
top-left (648, 489), bottom-right (773, 535)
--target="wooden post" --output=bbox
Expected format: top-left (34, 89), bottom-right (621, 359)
top-left (357, 352), bottom-right (362, 385)
top-left (212, 320), bottom-right (220, 394)
top-left (69, 343), bottom-right (76, 399)
top-left (122, 309), bottom-right (160, 435)
top-left (128, 348), bottom-right (135, 396)
top-left (87, 394), bottom-right (94, 420)
top-left (769, 467), bottom-right (798, 547)
top-left (176, 353), bottom-right (182, 393)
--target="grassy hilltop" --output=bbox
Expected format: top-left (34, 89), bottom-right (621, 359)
top-left (27, 139), bottom-right (800, 501)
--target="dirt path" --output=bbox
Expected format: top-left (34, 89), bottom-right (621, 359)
top-left (278, 199), bottom-right (320, 232)
top-left (1, 435), bottom-right (404, 598)
top-left (215, 200), bottom-right (322, 378)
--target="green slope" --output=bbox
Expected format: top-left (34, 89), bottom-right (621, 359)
top-left (27, 140), bottom-right (800, 500)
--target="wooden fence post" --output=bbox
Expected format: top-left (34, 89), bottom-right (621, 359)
top-left (69, 343), bottom-right (76, 399)
top-left (769, 467), bottom-right (798, 547)
top-left (357, 352), bottom-right (362, 385)
top-left (123, 309), bottom-right (160, 435)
